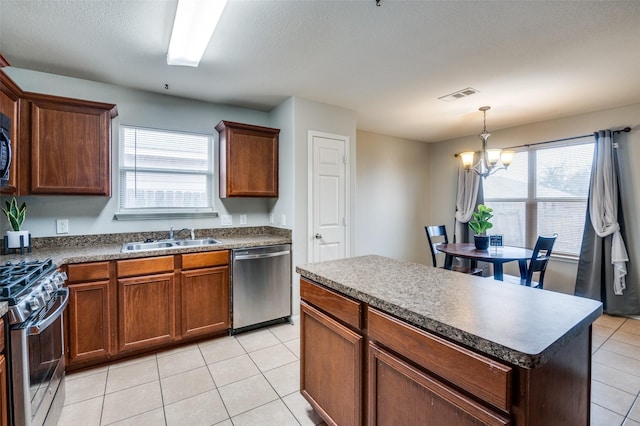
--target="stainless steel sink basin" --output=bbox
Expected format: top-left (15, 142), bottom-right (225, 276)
top-left (173, 238), bottom-right (221, 247)
top-left (121, 241), bottom-right (174, 252)
top-left (121, 238), bottom-right (222, 252)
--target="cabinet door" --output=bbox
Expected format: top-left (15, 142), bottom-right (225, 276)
top-left (300, 301), bottom-right (363, 426)
top-left (180, 265), bottom-right (230, 338)
top-left (368, 344), bottom-right (510, 426)
top-left (0, 354), bottom-right (6, 426)
top-left (216, 121), bottom-right (279, 198)
top-left (29, 96), bottom-right (115, 195)
top-left (67, 280), bottom-right (112, 365)
top-left (118, 273), bottom-right (176, 352)
top-left (0, 72), bottom-right (20, 195)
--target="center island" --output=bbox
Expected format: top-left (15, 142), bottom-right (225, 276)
top-left (296, 255), bottom-right (602, 426)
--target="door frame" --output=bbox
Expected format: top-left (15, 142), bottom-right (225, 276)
top-left (307, 130), bottom-right (351, 262)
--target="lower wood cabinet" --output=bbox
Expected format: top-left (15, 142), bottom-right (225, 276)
top-left (300, 301), bottom-right (363, 426)
top-left (65, 250), bottom-right (231, 370)
top-left (66, 262), bottom-right (113, 366)
top-left (180, 251), bottom-right (230, 338)
top-left (0, 318), bottom-right (7, 426)
top-left (118, 271), bottom-right (176, 352)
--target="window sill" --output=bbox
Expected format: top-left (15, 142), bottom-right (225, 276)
top-left (114, 211), bottom-right (219, 221)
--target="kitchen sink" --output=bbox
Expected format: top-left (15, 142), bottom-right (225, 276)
top-left (121, 238), bottom-right (222, 252)
top-left (173, 238), bottom-right (221, 247)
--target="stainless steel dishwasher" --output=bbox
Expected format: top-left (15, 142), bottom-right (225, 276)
top-left (231, 244), bottom-right (292, 333)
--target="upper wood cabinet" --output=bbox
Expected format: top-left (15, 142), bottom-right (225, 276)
top-left (25, 93), bottom-right (117, 195)
top-left (216, 120), bottom-right (279, 198)
top-left (0, 71), bottom-right (21, 194)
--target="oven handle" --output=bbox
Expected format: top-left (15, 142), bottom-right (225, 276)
top-left (28, 288), bottom-right (69, 336)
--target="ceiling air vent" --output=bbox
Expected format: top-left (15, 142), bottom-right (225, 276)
top-left (438, 87), bottom-right (479, 102)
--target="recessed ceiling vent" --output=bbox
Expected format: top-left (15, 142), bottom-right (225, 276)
top-left (438, 87), bottom-right (479, 102)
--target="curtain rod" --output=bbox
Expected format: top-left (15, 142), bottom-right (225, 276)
top-left (505, 126), bottom-right (631, 150)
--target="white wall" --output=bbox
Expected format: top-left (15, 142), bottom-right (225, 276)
top-left (3, 67), bottom-right (275, 237)
top-left (429, 102), bottom-right (640, 294)
top-left (355, 130), bottom-right (431, 265)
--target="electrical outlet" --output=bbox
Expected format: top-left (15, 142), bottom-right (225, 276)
top-left (240, 214), bottom-right (247, 225)
top-left (221, 215), bottom-right (232, 226)
top-left (56, 219), bottom-right (69, 234)
top-left (281, 214), bottom-right (286, 226)
top-left (270, 213), bottom-right (274, 224)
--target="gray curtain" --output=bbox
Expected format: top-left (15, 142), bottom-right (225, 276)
top-left (575, 130), bottom-right (640, 315)
top-left (454, 157), bottom-right (482, 243)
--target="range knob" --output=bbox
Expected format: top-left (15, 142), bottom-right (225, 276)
top-left (27, 295), bottom-right (43, 311)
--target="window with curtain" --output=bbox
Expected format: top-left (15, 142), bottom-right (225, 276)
top-left (119, 126), bottom-right (213, 214)
top-left (483, 137), bottom-right (594, 256)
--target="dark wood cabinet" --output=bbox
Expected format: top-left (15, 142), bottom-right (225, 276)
top-left (66, 262), bottom-right (114, 366)
top-left (0, 71), bottom-right (21, 195)
top-left (0, 318), bottom-right (7, 426)
top-left (300, 277), bottom-right (593, 426)
top-left (26, 93), bottom-right (116, 195)
top-left (300, 278), bottom-right (364, 426)
top-left (216, 120), bottom-right (279, 198)
top-left (117, 256), bottom-right (176, 352)
top-left (180, 251), bottom-right (230, 338)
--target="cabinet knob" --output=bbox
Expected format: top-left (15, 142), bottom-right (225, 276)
top-left (315, 233), bottom-right (323, 239)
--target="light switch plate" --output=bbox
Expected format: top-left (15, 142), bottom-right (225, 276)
top-left (221, 215), bottom-right (232, 226)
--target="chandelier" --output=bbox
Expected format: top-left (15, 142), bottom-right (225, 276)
top-left (459, 106), bottom-right (514, 178)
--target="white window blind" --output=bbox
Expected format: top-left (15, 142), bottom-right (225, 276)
top-left (483, 137), bottom-right (594, 256)
top-left (119, 126), bottom-right (213, 213)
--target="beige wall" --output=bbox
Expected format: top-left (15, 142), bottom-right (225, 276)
top-left (355, 130), bottom-right (431, 264)
top-left (429, 102), bottom-right (640, 294)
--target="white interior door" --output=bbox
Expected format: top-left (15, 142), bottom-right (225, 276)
top-left (309, 131), bottom-right (349, 262)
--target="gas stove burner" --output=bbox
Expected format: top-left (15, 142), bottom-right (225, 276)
top-left (0, 258), bottom-right (56, 304)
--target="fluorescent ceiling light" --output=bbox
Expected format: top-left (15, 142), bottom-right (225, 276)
top-left (167, 0), bottom-right (228, 67)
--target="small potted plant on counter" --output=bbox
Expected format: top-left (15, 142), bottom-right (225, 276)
top-left (2, 197), bottom-right (29, 249)
top-left (468, 204), bottom-right (493, 250)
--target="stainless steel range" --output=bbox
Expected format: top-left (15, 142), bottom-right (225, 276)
top-left (0, 259), bottom-right (68, 426)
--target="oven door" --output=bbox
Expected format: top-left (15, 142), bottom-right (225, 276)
top-left (11, 288), bottom-right (69, 426)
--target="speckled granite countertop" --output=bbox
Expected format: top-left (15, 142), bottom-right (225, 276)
top-left (3, 226), bottom-right (291, 266)
top-left (296, 255), bottom-right (602, 369)
top-left (0, 302), bottom-right (7, 318)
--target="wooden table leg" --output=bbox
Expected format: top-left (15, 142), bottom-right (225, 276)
top-left (518, 260), bottom-right (528, 284)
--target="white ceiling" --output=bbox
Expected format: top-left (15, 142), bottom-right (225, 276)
top-left (1, 0), bottom-right (639, 142)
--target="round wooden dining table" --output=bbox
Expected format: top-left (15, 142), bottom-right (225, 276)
top-left (436, 243), bottom-right (534, 281)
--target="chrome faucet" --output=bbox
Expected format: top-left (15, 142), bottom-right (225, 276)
top-left (169, 226), bottom-right (195, 240)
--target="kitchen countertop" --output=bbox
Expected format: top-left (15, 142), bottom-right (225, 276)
top-left (296, 254), bottom-right (602, 368)
top-left (0, 302), bottom-right (7, 318)
top-left (2, 226), bottom-right (291, 266)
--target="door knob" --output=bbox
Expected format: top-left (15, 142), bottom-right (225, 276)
top-left (315, 233), bottom-right (323, 239)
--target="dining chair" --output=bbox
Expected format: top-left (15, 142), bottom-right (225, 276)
top-left (502, 234), bottom-right (558, 289)
top-left (425, 225), bottom-right (483, 276)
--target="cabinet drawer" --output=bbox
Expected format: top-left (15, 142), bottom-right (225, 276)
top-left (367, 308), bottom-right (512, 412)
top-left (117, 256), bottom-right (175, 278)
top-left (181, 250), bottom-right (229, 270)
top-left (68, 262), bottom-right (110, 282)
top-left (300, 278), bottom-right (362, 330)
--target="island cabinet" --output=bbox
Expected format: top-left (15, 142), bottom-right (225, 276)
top-left (65, 261), bottom-right (115, 366)
top-left (116, 256), bottom-right (177, 352)
top-left (21, 92), bottom-right (117, 196)
top-left (299, 275), bottom-right (594, 426)
top-left (300, 278), bottom-right (364, 426)
top-left (180, 250), bottom-right (230, 338)
top-left (216, 120), bottom-right (279, 198)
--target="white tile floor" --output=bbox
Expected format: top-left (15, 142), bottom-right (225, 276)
top-left (57, 321), bottom-right (324, 426)
top-left (58, 315), bottom-right (640, 426)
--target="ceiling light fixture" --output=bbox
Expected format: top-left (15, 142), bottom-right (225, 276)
top-left (167, 0), bottom-right (228, 67)
top-left (459, 106), bottom-right (514, 178)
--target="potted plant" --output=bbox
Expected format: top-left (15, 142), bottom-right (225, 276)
top-left (468, 204), bottom-right (493, 250)
top-left (2, 197), bottom-right (29, 248)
